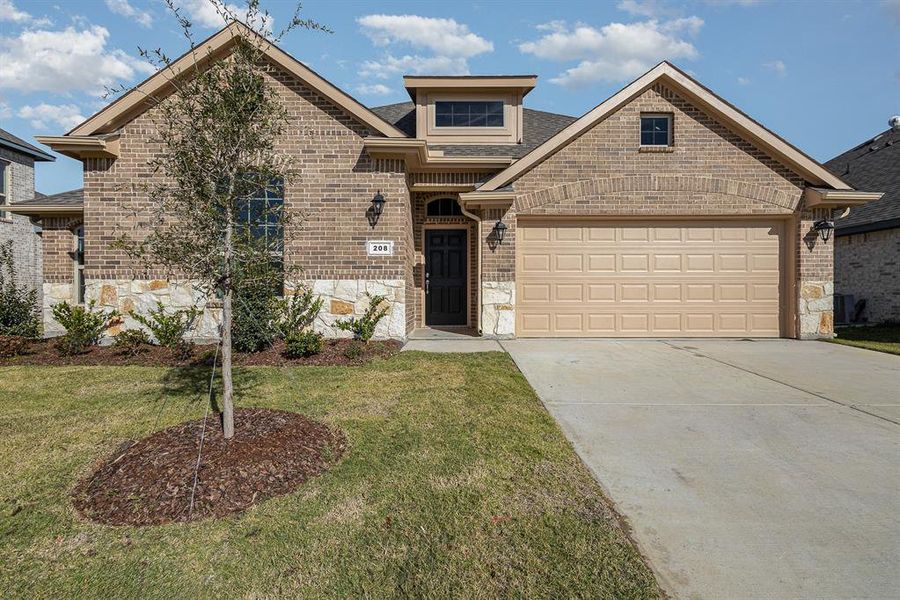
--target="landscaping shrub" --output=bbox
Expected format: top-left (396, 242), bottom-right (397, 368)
top-left (52, 301), bottom-right (118, 355)
top-left (171, 339), bottom-right (195, 361)
top-left (0, 241), bottom-right (41, 338)
top-left (343, 340), bottom-right (363, 360)
top-left (333, 293), bottom-right (389, 342)
top-left (275, 286), bottom-right (323, 339)
top-left (284, 330), bottom-right (324, 358)
top-left (232, 259), bottom-right (282, 353)
top-left (0, 335), bottom-right (30, 358)
top-left (131, 301), bottom-right (200, 347)
top-left (113, 329), bottom-right (151, 356)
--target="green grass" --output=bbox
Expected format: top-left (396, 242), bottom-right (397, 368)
top-left (829, 324), bottom-right (900, 356)
top-left (0, 352), bottom-right (658, 599)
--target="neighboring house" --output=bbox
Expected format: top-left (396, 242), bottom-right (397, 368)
top-left (825, 126), bottom-right (900, 324)
top-left (17, 22), bottom-right (881, 341)
top-left (0, 128), bottom-right (54, 299)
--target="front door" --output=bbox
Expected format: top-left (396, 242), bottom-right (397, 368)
top-left (425, 229), bottom-right (468, 326)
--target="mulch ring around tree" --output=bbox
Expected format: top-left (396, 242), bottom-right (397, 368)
top-left (0, 337), bottom-right (400, 367)
top-left (72, 408), bottom-right (347, 526)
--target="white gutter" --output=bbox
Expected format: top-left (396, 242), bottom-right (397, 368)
top-left (457, 198), bottom-right (483, 335)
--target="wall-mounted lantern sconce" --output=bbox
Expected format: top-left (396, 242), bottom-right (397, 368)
top-left (368, 191), bottom-right (386, 228)
top-left (813, 219), bottom-right (835, 243)
top-left (493, 219), bottom-right (508, 244)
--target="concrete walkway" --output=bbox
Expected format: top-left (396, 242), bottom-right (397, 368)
top-left (503, 339), bottom-right (900, 599)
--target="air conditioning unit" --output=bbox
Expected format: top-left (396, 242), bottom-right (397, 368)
top-left (834, 294), bottom-right (853, 325)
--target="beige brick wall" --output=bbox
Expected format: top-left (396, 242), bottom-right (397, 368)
top-left (836, 227), bottom-right (900, 324)
top-left (83, 57), bottom-right (410, 287)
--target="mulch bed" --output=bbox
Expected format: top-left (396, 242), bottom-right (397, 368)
top-left (72, 408), bottom-right (347, 525)
top-left (0, 337), bottom-right (400, 367)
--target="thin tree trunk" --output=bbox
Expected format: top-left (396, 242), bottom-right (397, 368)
top-left (221, 218), bottom-right (235, 439)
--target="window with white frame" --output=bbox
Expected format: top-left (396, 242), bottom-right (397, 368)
top-left (74, 225), bottom-right (85, 304)
top-left (640, 114), bottom-right (673, 146)
top-left (0, 160), bottom-right (9, 220)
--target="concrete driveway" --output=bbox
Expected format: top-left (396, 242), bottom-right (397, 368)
top-left (503, 339), bottom-right (900, 599)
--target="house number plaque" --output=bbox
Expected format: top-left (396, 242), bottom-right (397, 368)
top-left (366, 240), bottom-right (394, 256)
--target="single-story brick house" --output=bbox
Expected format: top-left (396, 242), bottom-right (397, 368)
top-left (825, 125), bottom-right (899, 324)
top-left (0, 128), bottom-right (54, 298)
top-left (14, 22), bottom-right (882, 341)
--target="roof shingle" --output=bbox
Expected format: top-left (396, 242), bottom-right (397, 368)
top-left (0, 128), bottom-right (55, 161)
top-left (826, 128), bottom-right (900, 232)
top-left (14, 188), bottom-right (83, 207)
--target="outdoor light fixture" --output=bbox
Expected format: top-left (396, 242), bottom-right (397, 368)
top-left (813, 219), bottom-right (835, 243)
top-left (493, 219), bottom-right (508, 244)
top-left (369, 191), bottom-right (386, 227)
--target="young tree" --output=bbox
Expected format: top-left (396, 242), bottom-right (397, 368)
top-left (115, 1), bottom-right (327, 438)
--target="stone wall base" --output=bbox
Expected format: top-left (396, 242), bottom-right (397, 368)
top-left (481, 281), bottom-right (515, 338)
top-left (799, 280), bottom-right (834, 339)
top-left (42, 278), bottom-right (407, 342)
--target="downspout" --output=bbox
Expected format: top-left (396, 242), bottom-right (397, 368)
top-left (457, 198), bottom-right (482, 335)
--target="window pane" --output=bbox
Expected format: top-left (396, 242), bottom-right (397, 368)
top-left (640, 116), bottom-right (670, 146)
top-left (434, 101), bottom-right (504, 127)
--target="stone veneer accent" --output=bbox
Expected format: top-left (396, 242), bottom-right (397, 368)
top-left (481, 281), bottom-right (515, 338)
top-left (798, 281), bottom-right (834, 339)
top-left (308, 279), bottom-right (406, 340)
top-left (42, 278), bottom-right (406, 341)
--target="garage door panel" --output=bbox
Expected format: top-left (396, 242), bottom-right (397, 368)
top-left (517, 220), bottom-right (782, 338)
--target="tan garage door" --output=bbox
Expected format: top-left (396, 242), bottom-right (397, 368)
top-left (516, 220), bottom-right (783, 337)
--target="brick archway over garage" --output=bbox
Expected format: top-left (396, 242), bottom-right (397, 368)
top-left (515, 175), bottom-right (801, 216)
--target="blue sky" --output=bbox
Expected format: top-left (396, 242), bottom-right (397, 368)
top-left (1, 0), bottom-right (898, 194)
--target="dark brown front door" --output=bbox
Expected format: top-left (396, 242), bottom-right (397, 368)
top-left (425, 229), bottom-right (467, 326)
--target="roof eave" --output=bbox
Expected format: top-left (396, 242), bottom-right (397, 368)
top-left (0, 139), bottom-right (55, 162)
top-left (364, 137), bottom-right (514, 171)
top-left (5, 204), bottom-right (84, 216)
top-left (803, 187), bottom-right (884, 209)
top-left (34, 135), bottom-right (119, 160)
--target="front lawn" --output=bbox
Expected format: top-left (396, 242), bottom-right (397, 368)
top-left (829, 324), bottom-right (900, 356)
top-left (0, 352), bottom-right (659, 598)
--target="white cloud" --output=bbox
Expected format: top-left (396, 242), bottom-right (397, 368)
top-left (357, 14), bottom-right (493, 58)
top-left (763, 59), bottom-right (787, 76)
top-left (0, 0), bottom-right (30, 22)
top-left (703, 0), bottom-right (761, 6)
top-left (519, 18), bottom-right (702, 87)
top-left (0, 26), bottom-right (155, 95)
top-left (359, 55), bottom-right (469, 79)
top-left (105, 0), bottom-right (152, 28)
top-left (617, 0), bottom-right (677, 18)
top-left (737, 76), bottom-right (750, 85)
top-left (176, 0), bottom-right (272, 32)
top-left (17, 103), bottom-right (85, 130)
top-left (0, 101), bottom-right (11, 119)
top-left (355, 83), bottom-right (392, 96)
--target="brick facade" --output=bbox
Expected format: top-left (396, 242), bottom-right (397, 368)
top-left (43, 55), bottom-right (843, 340)
top-left (0, 147), bottom-right (42, 297)
top-left (835, 227), bottom-right (900, 324)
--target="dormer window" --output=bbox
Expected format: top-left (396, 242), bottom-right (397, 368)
top-left (435, 101), bottom-right (504, 128)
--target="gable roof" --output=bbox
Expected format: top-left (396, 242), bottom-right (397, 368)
top-left (66, 21), bottom-right (405, 139)
top-left (369, 102), bottom-right (577, 158)
top-left (826, 128), bottom-right (900, 233)
top-left (0, 128), bottom-right (54, 161)
top-left (477, 61), bottom-right (851, 192)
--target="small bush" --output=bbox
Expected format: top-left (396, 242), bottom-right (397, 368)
top-left (275, 286), bottom-right (323, 339)
top-left (343, 340), bottom-right (363, 360)
top-left (0, 241), bottom-right (41, 338)
top-left (52, 301), bottom-right (118, 355)
top-left (232, 260), bottom-right (282, 353)
top-left (114, 329), bottom-right (151, 356)
top-left (131, 301), bottom-right (200, 347)
top-left (284, 330), bottom-right (324, 358)
top-left (333, 293), bottom-right (389, 342)
top-left (0, 335), bottom-right (30, 358)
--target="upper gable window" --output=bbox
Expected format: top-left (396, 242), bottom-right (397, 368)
top-left (640, 114), bottom-right (672, 146)
top-left (435, 101), bottom-right (504, 128)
